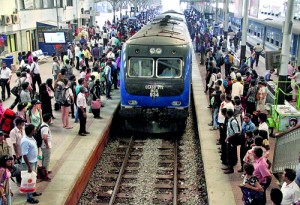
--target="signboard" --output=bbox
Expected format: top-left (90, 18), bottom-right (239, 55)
top-left (234, 0), bottom-right (243, 18)
top-left (249, 0), bottom-right (260, 18)
top-left (265, 50), bottom-right (281, 70)
top-left (131, 7), bottom-right (138, 12)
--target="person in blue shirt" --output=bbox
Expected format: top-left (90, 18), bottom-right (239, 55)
top-left (238, 113), bottom-right (256, 172)
top-left (264, 69), bottom-right (275, 81)
top-left (21, 124), bottom-right (42, 204)
top-left (79, 36), bottom-right (87, 46)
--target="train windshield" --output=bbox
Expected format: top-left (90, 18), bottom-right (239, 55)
top-left (157, 58), bottom-right (182, 78)
top-left (128, 58), bottom-right (154, 78)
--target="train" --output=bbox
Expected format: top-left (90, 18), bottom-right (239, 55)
top-left (119, 10), bottom-right (192, 133)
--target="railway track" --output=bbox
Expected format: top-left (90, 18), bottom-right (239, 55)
top-left (79, 104), bottom-right (208, 205)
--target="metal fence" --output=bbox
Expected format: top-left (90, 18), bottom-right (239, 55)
top-left (272, 127), bottom-right (300, 173)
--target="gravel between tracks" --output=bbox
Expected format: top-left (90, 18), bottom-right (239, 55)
top-left (132, 139), bottom-right (162, 204)
top-left (179, 107), bottom-right (208, 205)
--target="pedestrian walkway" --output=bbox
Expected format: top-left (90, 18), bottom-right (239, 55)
top-left (2, 61), bottom-right (120, 205)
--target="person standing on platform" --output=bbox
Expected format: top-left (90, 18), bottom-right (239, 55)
top-left (77, 86), bottom-right (90, 136)
top-left (21, 124), bottom-right (42, 204)
top-left (75, 43), bottom-right (80, 70)
top-left (40, 114), bottom-right (52, 178)
top-left (281, 168), bottom-right (300, 205)
top-left (0, 62), bottom-right (12, 101)
top-left (253, 43), bottom-right (264, 67)
top-left (52, 57), bottom-right (60, 81)
top-left (30, 57), bottom-right (42, 95)
top-left (9, 118), bottom-right (26, 162)
top-left (82, 46), bottom-right (91, 68)
top-left (253, 147), bottom-right (272, 205)
top-left (288, 66), bottom-right (300, 102)
top-left (238, 113), bottom-right (256, 172)
top-left (67, 45), bottom-right (73, 66)
top-left (105, 61), bottom-right (112, 100)
top-left (256, 81), bottom-right (267, 112)
top-left (223, 109), bottom-right (240, 174)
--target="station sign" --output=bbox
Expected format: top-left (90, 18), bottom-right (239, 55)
top-left (131, 7), bottom-right (138, 12)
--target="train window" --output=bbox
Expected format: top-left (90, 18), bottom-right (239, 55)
top-left (157, 58), bottom-right (182, 78)
top-left (128, 58), bottom-right (154, 77)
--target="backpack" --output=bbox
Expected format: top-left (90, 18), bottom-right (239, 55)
top-left (219, 56), bottom-right (225, 66)
top-left (33, 124), bottom-right (48, 148)
top-left (60, 87), bottom-right (72, 106)
top-left (224, 55), bottom-right (230, 64)
top-left (0, 109), bottom-right (16, 137)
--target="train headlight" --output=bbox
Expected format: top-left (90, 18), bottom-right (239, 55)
top-left (156, 48), bottom-right (162, 54)
top-left (149, 48), bottom-right (156, 54)
top-left (128, 100), bottom-right (138, 105)
top-left (172, 101), bottom-right (182, 106)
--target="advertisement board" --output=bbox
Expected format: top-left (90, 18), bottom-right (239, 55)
top-left (249, 0), bottom-right (260, 18)
top-left (234, 0), bottom-right (243, 18)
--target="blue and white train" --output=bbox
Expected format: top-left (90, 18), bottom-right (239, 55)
top-left (119, 10), bottom-right (192, 133)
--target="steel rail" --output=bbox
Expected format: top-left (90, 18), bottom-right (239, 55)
top-left (109, 136), bottom-right (134, 205)
top-left (173, 139), bottom-right (178, 205)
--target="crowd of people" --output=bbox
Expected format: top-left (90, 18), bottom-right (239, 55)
top-left (0, 14), bottom-right (149, 204)
top-left (186, 7), bottom-right (300, 205)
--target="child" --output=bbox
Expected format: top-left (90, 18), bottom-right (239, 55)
top-left (240, 163), bottom-right (264, 204)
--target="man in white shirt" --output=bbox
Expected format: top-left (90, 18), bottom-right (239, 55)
top-left (30, 56), bottom-right (42, 94)
top-left (9, 118), bottom-right (26, 161)
top-left (67, 45), bottom-right (73, 66)
top-left (110, 34), bottom-right (117, 48)
top-left (40, 114), bottom-right (52, 176)
top-left (74, 43), bottom-right (80, 70)
top-left (281, 168), bottom-right (300, 205)
top-left (231, 76), bottom-right (244, 100)
top-left (0, 62), bottom-right (12, 101)
top-left (77, 86), bottom-right (90, 136)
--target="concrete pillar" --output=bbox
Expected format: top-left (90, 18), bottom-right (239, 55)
top-left (297, 35), bottom-right (300, 67)
top-left (224, 0), bottom-right (229, 40)
top-left (215, 0), bottom-right (219, 22)
top-left (278, 0), bottom-right (295, 104)
top-left (240, 0), bottom-right (249, 62)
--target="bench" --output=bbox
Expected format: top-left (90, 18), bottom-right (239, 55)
top-left (32, 49), bottom-right (49, 62)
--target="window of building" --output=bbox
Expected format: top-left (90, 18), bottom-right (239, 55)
top-left (43, 0), bottom-right (54, 8)
top-left (7, 34), bottom-right (17, 53)
top-left (66, 0), bottom-right (73, 6)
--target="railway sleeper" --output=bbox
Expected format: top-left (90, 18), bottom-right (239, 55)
top-left (156, 174), bottom-right (185, 179)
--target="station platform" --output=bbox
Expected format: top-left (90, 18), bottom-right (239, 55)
top-left (192, 44), bottom-right (281, 204)
top-left (1, 61), bottom-right (120, 205)
top-left (4, 46), bottom-right (280, 205)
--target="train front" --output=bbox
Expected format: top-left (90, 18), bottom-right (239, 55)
top-left (119, 42), bottom-right (192, 133)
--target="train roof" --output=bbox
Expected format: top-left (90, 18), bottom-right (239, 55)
top-left (153, 12), bottom-right (186, 23)
top-left (127, 19), bottom-right (190, 45)
top-left (161, 9), bottom-right (184, 16)
top-left (248, 15), bottom-right (300, 34)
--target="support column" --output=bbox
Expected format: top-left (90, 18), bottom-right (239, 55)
top-left (224, 0), bottom-right (229, 40)
top-left (240, 0), bottom-right (249, 62)
top-left (278, 0), bottom-right (295, 104)
top-left (297, 35), bottom-right (300, 67)
top-left (215, 0), bottom-right (219, 22)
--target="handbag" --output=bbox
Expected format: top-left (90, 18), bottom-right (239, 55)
top-left (91, 100), bottom-right (101, 109)
top-left (11, 86), bottom-right (19, 96)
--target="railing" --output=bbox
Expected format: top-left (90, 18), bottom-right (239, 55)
top-left (272, 125), bottom-right (300, 173)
